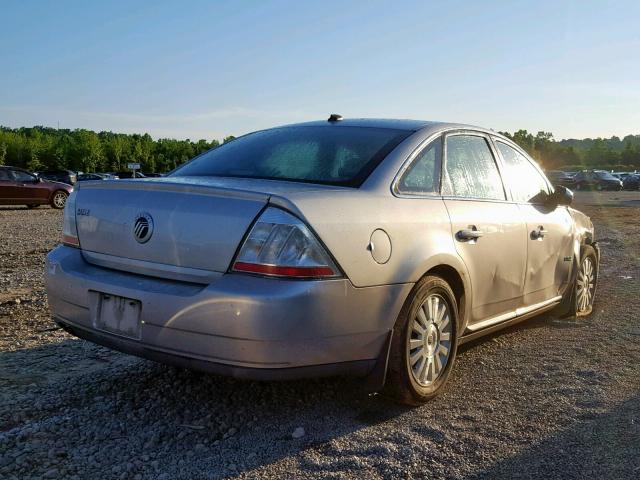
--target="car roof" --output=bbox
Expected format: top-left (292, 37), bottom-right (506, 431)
top-left (284, 118), bottom-right (443, 131)
top-left (1, 166), bottom-right (28, 171)
top-left (274, 117), bottom-right (510, 143)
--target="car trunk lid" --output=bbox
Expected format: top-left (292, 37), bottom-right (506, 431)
top-left (74, 180), bottom-right (270, 281)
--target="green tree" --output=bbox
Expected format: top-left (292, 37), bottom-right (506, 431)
top-left (511, 130), bottom-right (535, 154)
top-left (73, 130), bottom-right (104, 172)
top-left (585, 139), bottom-right (609, 167)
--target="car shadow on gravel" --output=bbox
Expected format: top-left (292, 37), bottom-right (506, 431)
top-left (0, 206), bottom-right (50, 211)
top-left (0, 337), bottom-right (417, 478)
top-left (468, 393), bottom-right (640, 479)
top-left (0, 308), bottom-right (626, 479)
top-left (457, 312), bottom-right (587, 353)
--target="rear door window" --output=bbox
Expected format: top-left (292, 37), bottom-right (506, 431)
top-left (444, 135), bottom-right (505, 200)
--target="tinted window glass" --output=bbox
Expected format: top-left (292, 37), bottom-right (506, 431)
top-left (444, 135), bottom-right (505, 200)
top-left (12, 170), bottom-right (35, 182)
top-left (172, 126), bottom-right (412, 187)
top-left (0, 170), bottom-right (10, 180)
top-left (397, 137), bottom-right (442, 194)
top-left (595, 171), bottom-right (617, 180)
top-left (496, 141), bottom-right (549, 203)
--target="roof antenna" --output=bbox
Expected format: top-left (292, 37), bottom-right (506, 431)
top-left (328, 113), bottom-right (343, 122)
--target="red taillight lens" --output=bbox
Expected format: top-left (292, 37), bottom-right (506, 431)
top-left (62, 234), bottom-right (79, 247)
top-left (61, 191), bottom-right (80, 248)
top-left (233, 262), bottom-right (336, 278)
top-left (232, 208), bottom-right (339, 279)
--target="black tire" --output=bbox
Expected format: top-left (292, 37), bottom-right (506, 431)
top-left (383, 276), bottom-right (459, 405)
top-left (568, 245), bottom-right (598, 317)
top-left (50, 190), bottom-right (68, 209)
top-left (26, 204), bottom-right (40, 209)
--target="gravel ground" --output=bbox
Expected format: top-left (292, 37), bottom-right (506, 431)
top-left (1, 192), bottom-right (639, 479)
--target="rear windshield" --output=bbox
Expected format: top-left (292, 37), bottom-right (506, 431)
top-left (171, 126), bottom-right (412, 187)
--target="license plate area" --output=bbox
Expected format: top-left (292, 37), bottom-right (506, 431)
top-left (90, 291), bottom-right (142, 340)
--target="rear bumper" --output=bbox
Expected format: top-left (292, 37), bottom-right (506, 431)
top-left (54, 318), bottom-right (376, 379)
top-left (46, 246), bottom-right (411, 380)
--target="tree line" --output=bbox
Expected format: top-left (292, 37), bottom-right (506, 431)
top-left (499, 130), bottom-right (640, 171)
top-left (1, 125), bottom-right (639, 174)
top-left (0, 126), bottom-right (235, 174)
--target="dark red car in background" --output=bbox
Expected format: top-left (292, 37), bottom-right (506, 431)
top-left (0, 166), bottom-right (73, 209)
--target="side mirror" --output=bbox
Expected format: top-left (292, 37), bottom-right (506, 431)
top-left (550, 185), bottom-right (573, 207)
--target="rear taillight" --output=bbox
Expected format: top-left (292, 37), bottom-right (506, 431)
top-left (232, 207), bottom-right (340, 279)
top-left (62, 191), bottom-right (79, 247)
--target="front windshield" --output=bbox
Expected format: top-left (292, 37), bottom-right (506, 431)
top-left (171, 126), bottom-right (411, 187)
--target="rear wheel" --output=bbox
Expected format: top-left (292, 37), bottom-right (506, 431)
top-left (384, 276), bottom-right (458, 405)
top-left (50, 190), bottom-right (68, 209)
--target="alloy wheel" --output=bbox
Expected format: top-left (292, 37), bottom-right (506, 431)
top-left (53, 192), bottom-right (67, 209)
top-left (576, 256), bottom-right (595, 312)
top-left (407, 294), bottom-right (452, 386)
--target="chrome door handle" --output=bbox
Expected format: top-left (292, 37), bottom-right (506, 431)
top-left (531, 226), bottom-right (548, 239)
top-left (456, 227), bottom-right (484, 241)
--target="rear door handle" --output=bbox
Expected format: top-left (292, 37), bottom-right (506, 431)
top-left (456, 227), bottom-right (484, 241)
top-left (531, 226), bottom-right (548, 239)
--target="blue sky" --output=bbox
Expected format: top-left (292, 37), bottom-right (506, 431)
top-left (1, 0), bottom-right (638, 141)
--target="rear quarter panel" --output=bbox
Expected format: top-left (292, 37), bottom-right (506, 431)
top-left (274, 190), bottom-right (470, 292)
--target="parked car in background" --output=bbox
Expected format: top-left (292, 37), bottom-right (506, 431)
top-left (46, 118), bottom-right (600, 405)
top-left (573, 170), bottom-right (623, 191)
top-left (622, 173), bottom-right (640, 190)
top-left (142, 172), bottom-right (164, 177)
top-left (35, 169), bottom-right (77, 185)
top-left (77, 173), bottom-right (106, 182)
top-left (77, 173), bottom-right (119, 181)
top-left (0, 166), bottom-right (72, 208)
top-left (545, 170), bottom-right (577, 189)
top-left (111, 171), bottom-right (146, 179)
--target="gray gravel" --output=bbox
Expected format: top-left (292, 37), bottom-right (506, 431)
top-left (1, 194), bottom-right (639, 479)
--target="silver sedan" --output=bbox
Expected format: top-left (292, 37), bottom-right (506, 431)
top-left (45, 117), bottom-right (599, 404)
